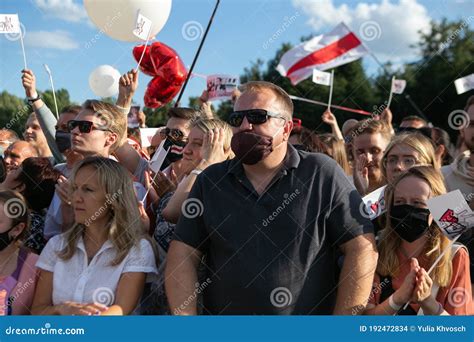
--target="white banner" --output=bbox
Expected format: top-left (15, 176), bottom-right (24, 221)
top-left (206, 74), bottom-right (238, 101)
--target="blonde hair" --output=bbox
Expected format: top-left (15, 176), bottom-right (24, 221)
top-left (59, 157), bottom-right (146, 265)
top-left (238, 81), bottom-right (293, 119)
top-left (378, 166), bottom-right (452, 287)
top-left (381, 133), bottom-right (439, 181)
top-left (191, 118), bottom-right (234, 159)
top-left (82, 100), bottom-right (127, 152)
top-left (319, 133), bottom-right (351, 175)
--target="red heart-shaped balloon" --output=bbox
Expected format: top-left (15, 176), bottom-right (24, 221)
top-left (135, 41), bottom-right (188, 108)
top-left (132, 44), bottom-right (157, 76)
top-left (150, 42), bottom-right (187, 83)
top-left (144, 76), bottom-right (181, 108)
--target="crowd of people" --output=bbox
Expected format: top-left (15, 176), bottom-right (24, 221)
top-left (0, 66), bottom-right (472, 316)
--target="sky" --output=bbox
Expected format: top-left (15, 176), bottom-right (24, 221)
top-left (0, 0), bottom-right (473, 109)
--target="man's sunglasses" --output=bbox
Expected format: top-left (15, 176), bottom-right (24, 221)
top-left (159, 127), bottom-right (188, 142)
top-left (67, 120), bottom-right (111, 134)
top-left (227, 109), bottom-right (285, 127)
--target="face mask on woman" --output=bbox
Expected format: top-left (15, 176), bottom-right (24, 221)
top-left (389, 204), bottom-right (431, 242)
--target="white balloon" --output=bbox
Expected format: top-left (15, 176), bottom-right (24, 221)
top-left (89, 65), bottom-right (121, 98)
top-left (84, 0), bottom-right (172, 42)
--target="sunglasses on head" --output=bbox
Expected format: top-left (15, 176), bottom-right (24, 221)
top-left (67, 120), bottom-right (110, 134)
top-left (227, 109), bottom-right (285, 127)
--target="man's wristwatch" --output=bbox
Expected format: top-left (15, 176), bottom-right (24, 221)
top-left (27, 93), bottom-right (41, 104)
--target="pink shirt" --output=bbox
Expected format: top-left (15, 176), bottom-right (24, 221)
top-left (0, 251), bottom-right (39, 315)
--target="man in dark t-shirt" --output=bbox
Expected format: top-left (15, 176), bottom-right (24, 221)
top-left (165, 81), bottom-right (378, 315)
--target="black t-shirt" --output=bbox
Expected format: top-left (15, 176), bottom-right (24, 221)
top-left (173, 144), bottom-right (374, 314)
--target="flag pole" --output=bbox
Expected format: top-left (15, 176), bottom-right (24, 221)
top-left (17, 14), bottom-right (27, 70)
top-left (43, 64), bottom-right (59, 119)
top-left (174, 0), bottom-right (220, 107)
top-left (290, 95), bottom-right (371, 116)
top-left (327, 70), bottom-right (334, 111)
top-left (387, 76), bottom-right (395, 108)
top-left (397, 233), bottom-right (462, 314)
top-left (357, 34), bottom-right (428, 121)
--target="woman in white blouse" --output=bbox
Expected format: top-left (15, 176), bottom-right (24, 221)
top-left (31, 157), bottom-right (157, 315)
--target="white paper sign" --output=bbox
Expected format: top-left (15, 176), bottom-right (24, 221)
top-left (0, 14), bottom-right (20, 34)
top-left (149, 139), bottom-right (170, 173)
top-left (312, 69), bottom-right (331, 86)
top-left (133, 13), bottom-right (152, 41)
top-left (427, 190), bottom-right (473, 239)
top-left (455, 73), bottom-right (474, 95)
top-left (361, 186), bottom-right (387, 220)
top-left (206, 74), bottom-right (238, 101)
top-left (391, 79), bottom-right (406, 94)
top-left (139, 128), bottom-right (160, 148)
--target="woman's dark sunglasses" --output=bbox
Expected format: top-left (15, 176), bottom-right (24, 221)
top-left (227, 109), bottom-right (285, 127)
top-left (67, 120), bottom-right (110, 134)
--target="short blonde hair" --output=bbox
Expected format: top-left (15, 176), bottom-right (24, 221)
top-left (191, 118), bottom-right (234, 159)
top-left (238, 81), bottom-right (293, 119)
top-left (82, 100), bottom-right (127, 152)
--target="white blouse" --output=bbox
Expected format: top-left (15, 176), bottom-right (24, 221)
top-left (37, 233), bottom-right (157, 306)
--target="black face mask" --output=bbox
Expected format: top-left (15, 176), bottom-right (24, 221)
top-left (55, 131), bottom-right (71, 153)
top-left (390, 204), bottom-right (431, 242)
top-left (162, 138), bottom-right (187, 166)
top-left (0, 227), bottom-right (14, 252)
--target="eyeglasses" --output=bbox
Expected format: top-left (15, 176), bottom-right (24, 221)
top-left (67, 120), bottom-right (111, 134)
top-left (384, 155), bottom-right (418, 168)
top-left (159, 127), bottom-right (188, 142)
top-left (227, 109), bottom-right (285, 127)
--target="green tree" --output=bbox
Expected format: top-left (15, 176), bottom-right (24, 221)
top-left (401, 18), bottom-right (474, 133)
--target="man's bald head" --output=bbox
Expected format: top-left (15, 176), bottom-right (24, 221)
top-left (4, 141), bottom-right (39, 173)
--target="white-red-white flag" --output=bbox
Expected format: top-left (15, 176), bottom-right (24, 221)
top-left (276, 22), bottom-right (369, 85)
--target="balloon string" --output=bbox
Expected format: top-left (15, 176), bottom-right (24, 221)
top-left (135, 29), bottom-right (152, 72)
top-left (174, 0), bottom-right (221, 106)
